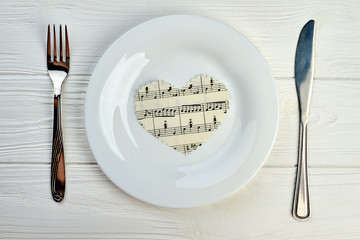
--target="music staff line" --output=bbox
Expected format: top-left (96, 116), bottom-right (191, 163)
top-left (136, 100), bottom-right (229, 120)
top-left (136, 82), bottom-right (228, 102)
top-left (147, 122), bottom-right (219, 138)
top-left (171, 142), bottom-right (203, 154)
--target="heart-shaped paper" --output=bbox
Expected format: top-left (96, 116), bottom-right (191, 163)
top-left (135, 75), bottom-right (230, 154)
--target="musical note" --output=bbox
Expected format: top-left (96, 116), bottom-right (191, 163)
top-left (136, 76), bottom-right (227, 101)
top-left (181, 104), bottom-right (202, 113)
top-left (171, 142), bottom-right (203, 154)
top-left (145, 86), bottom-right (149, 98)
top-left (136, 101), bottom-right (228, 120)
top-left (147, 122), bottom-right (219, 138)
top-left (135, 75), bottom-right (230, 154)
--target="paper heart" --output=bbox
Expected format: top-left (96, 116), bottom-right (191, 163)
top-left (135, 75), bottom-right (230, 154)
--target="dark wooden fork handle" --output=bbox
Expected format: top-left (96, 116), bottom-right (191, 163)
top-left (51, 95), bottom-right (66, 202)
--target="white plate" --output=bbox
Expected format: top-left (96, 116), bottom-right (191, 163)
top-left (85, 15), bottom-right (279, 208)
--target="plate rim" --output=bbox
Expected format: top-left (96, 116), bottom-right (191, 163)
top-left (85, 14), bottom-right (279, 208)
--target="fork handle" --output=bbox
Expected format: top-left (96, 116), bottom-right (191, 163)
top-left (292, 121), bottom-right (310, 220)
top-left (51, 94), bottom-right (66, 202)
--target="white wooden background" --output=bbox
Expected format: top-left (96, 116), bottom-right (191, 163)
top-left (1, 0), bottom-right (360, 239)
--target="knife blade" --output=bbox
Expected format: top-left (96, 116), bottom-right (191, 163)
top-left (292, 20), bottom-right (315, 220)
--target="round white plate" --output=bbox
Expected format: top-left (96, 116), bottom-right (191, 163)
top-left (85, 15), bottom-right (279, 208)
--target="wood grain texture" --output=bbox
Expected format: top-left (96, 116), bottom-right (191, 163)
top-left (1, 76), bottom-right (360, 167)
top-left (1, 164), bottom-right (360, 239)
top-left (1, 0), bottom-right (360, 239)
top-left (0, 0), bottom-right (359, 78)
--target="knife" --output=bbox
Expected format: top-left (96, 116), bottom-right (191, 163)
top-left (292, 20), bottom-right (315, 220)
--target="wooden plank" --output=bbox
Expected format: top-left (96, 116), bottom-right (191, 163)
top-left (270, 78), bottom-right (360, 167)
top-left (0, 1), bottom-right (359, 239)
top-left (1, 76), bottom-right (359, 166)
top-left (0, 75), bottom-right (95, 164)
top-left (0, 0), bottom-right (359, 78)
top-left (0, 164), bottom-right (359, 239)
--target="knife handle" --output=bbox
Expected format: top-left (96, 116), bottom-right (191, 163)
top-left (292, 121), bottom-right (310, 220)
top-left (51, 94), bottom-right (66, 202)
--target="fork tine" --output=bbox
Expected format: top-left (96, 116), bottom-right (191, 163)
top-left (47, 24), bottom-right (51, 62)
top-left (65, 25), bottom-right (70, 62)
top-left (60, 25), bottom-right (63, 62)
top-left (53, 25), bottom-right (57, 61)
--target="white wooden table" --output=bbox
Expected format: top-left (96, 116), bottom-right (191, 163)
top-left (1, 1), bottom-right (360, 239)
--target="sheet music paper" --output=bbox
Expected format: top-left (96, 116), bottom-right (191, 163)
top-left (135, 75), bottom-right (230, 154)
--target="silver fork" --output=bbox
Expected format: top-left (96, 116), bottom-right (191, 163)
top-left (47, 24), bottom-right (70, 202)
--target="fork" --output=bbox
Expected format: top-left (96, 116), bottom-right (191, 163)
top-left (47, 24), bottom-right (70, 202)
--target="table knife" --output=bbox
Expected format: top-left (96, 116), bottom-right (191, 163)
top-left (292, 20), bottom-right (315, 220)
